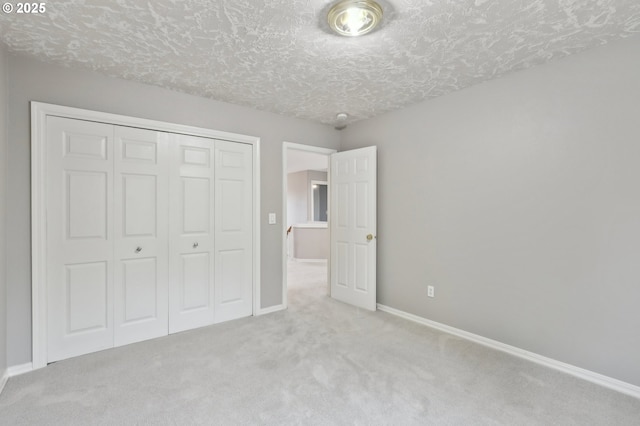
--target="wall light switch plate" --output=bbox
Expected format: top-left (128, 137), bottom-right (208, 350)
top-left (268, 213), bottom-right (276, 225)
top-left (427, 286), bottom-right (435, 298)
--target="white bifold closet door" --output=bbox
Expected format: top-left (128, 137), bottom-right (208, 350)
top-left (47, 118), bottom-right (170, 362)
top-left (168, 136), bottom-right (253, 332)
top-left (213, 140), bottom-right (253, 323)
top-left (46, 117), bottom-right (116, 362)
top-left (168, 134), bottom-right (216, 333)
top-left (113, 126), bottom-right (169, 347)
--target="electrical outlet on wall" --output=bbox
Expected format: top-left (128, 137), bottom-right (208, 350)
top-left (427, 285), bottom-right (435, 298)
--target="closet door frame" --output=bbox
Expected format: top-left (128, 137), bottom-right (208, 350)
top-left (31, 102), bottom-right (261, 370)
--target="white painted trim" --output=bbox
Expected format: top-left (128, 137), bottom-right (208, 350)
top-left (31, 102), bottom-right (261, 370)
top-left (32, 102), bottom-right (259, 144)
top-left (253, 135), bottom-right (262, 317)
top-left (0, 369), bottom-right (7, 394)
top-left (256, 304), bottom-right (286, 316)
top-left (377, 304), bottom-right (640, 399)
top-left (282, 142), bottom-right (336, 308)
top-left (8, 362), bottom-right (33, 377)
top-left (291, 258), bottom-right (328, 263)
top-left (31, 104), bottom-right (47, 370)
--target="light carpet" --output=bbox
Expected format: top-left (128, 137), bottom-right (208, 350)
top-left (1, 260), bottom-right (639, 425)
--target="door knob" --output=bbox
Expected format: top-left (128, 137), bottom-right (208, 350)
top-left (193, 242), bottom-right (199, 248)
top-left (366, 234), bottom-right (374, 241)
top-left (135, 246), bottom-right (142, 253)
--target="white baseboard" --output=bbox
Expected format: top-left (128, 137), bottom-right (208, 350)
top-left (377, 304), bottom-right (640, 400)
top-left (257, 304), bottom-right (286, 316)
top-left (0, 369), bottom-right (7, 394)
top-left (7, 362), bottom-right (33, 377)
top-left (291, 258), bottom-right (327, 263)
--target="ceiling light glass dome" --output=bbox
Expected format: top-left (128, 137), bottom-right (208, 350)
top-left (328, 0), bottom-right (383, 37)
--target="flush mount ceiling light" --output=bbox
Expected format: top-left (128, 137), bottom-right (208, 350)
top-left (328, 0), bottom-right (383, 37)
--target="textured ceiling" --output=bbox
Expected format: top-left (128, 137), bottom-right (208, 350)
top-left (1, 1), bottom-right (639, 126)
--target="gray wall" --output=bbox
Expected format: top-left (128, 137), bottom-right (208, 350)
top-left (341, 35), bottom-right (640, 386)
top-left (287, 171), bottom-right (309, 226)
top-left (0, 47), bottom-right (8, 378)
top-left (292, 227), bottom-right (329, 260)
top-left (287, 170), bottom-right (328, 226)
top-left (5, 54), bottom-right (340, 366)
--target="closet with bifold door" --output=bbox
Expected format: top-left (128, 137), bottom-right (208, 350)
top-left (45, 115), bottom-right (254, 363)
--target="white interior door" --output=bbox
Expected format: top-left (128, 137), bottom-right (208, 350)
top-left (214, 140), bottom-right (253, 322)
top-left (330, 146), bottom-right (377, 311)
top-left (46, 116), bottom-right (115, 362)
top-left (168, 134), bottom-right (216, 333)
top-left (113, 126), bottom-right (169, 346)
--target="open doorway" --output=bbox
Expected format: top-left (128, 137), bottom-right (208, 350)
top-left (282, 143), bottom-right (336, 308)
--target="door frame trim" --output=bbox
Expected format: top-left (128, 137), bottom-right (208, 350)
top-left (31, 102), bottom-right (261, 369)
top-left (281, 142), bottom-right (336, 309)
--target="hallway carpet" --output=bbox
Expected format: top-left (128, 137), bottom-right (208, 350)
top-left (1, 260), bottom-right (639, 425)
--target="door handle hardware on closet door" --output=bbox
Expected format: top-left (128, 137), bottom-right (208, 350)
top-left (366, 234), bottom-right (374, 241)
top-left (193, 242), bottom-right (199, 249)
top-left (135, 246), bottom-right (142, 253)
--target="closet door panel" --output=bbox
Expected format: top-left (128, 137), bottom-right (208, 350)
top-left (182, 177), bottom-right (211, 234)
top-left (66, 171), bottom-right (109, 239)
top-left (114, 126), bottom-right (169, 346)
top-left (46, 116), bottom-right (115, 363)
top-left (65, 262), bottom-right (109, 332)
top-left (169, 134), bottom-right (216, 333)
top-left (121, 258), bottom-right (158, 322)
top-left (214, 141), bottom-right (253, 323)
top-left (180, 252), bottom-right (211, 310)
top-left (218, 249), bottom-right (245, 303)
top-left (122, 174), bottom-right (157, 236)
